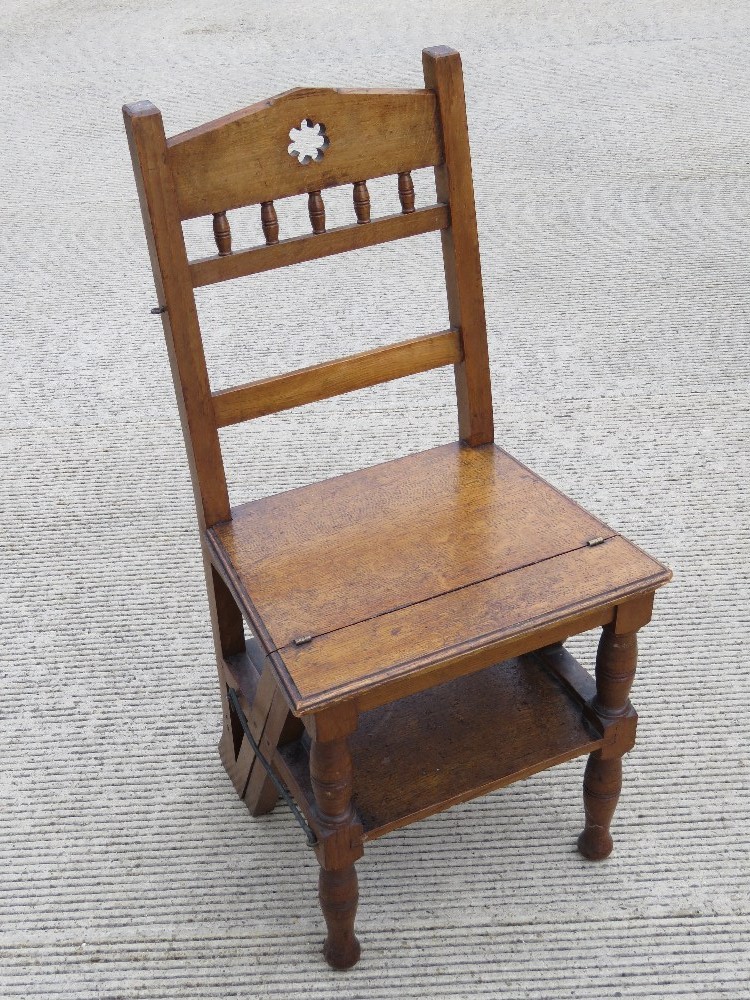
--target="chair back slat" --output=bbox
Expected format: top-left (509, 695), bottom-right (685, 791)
top-left (167, 87), bottom-right (442, 220)
top-left (212, 329), bottom-right (462, 427)
top-left (189, 204), bottom-right (448, 288)
top-left (124, 48), bottom-right (494, 531)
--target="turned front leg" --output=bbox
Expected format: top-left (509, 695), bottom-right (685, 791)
top-left (310, 731), bottom-right (363, 970)
top-left (578, 623), bottom-right (638, 860)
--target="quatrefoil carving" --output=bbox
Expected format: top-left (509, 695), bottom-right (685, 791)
top-left (288, 119), bottom-right (329, 165)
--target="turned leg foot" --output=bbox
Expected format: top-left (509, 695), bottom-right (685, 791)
top-left (319, 865), bottom-right (361, 970)
top-left (578, 753), bottom-right (622, 860)
top-left (578, 621), bottom-right (638, 860)
top-left (310, 725), bottom-right (363, 969)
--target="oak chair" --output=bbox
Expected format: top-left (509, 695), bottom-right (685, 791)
top-left (124, 46), bottom-right (671, 970)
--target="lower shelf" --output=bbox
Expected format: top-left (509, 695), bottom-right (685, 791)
top-left (278, 651), bottom-right (603, 841)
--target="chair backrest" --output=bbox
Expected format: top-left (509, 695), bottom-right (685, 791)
top-left (124, 46), bottom-right (493, 531)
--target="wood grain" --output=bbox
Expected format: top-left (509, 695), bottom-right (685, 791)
top-left (397, 171), bottom-right (415, 213)
top-left (212, 211), bottom-right (232, 256)
top-left (308, 190), bottom-right (326, 234)
top-left (189, 204), bottom-right (448, 287)
top-left (207, 442), bottom-right (670, 712)
top-left (211, 329), bottom-right (462, 426)
top-left (423, 47), bottom-right (494, 446)
top-left (125, 53), bottom-right (673, 972)
top-left (167, 87), bottom-right (442, 219)
top-left (208, 443), bottom-right (627, 647)
top-left (353, 181), bottom-right (370, 224)
top-left (123, 101), bottom-right (230, 528)
top-left (260, 201), bottom-right (279, 244)
top-left (276, 535), bottom-right (669, 713)
top-left (279, 656), bottom-right (602, 839)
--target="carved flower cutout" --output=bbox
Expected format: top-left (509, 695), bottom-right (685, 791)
top-left (288, 119), bottom-right (329, 165)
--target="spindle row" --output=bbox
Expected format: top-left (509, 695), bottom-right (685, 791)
top-left (209, 171), bottom-right (417, 256)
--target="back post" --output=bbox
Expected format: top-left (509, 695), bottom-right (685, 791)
top-left (123, 101), bottom-right (247, 754)
top-left (423, 47), bottom-right (494, 446)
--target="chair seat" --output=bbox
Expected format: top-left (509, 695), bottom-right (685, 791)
top-left (207, 442), bottom-right (670, 714)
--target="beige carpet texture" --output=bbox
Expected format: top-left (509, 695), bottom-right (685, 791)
top-left (2, 1), bottom-right (749, 997)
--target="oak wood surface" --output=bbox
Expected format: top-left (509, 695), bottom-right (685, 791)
top-left (279, 656), bottom-right (602, 840)
top-left (208, 442), bottom-right (668, 651)
top-left (124, 102), bottom-right (244, 785)
top-left (276, 537), bottom-right (666, 713)
top-left (308, 190), bottom-right (326, 234)
top-left (211, 329), bottom-right (461, 426)
top-left (168, 87), bottom-right (442, 219)
top-left (423, 47), bottom-right (494, 446)
top-left (397, 171), bottom-right (415, 213)
top-left (349, 605), bottom-right (613, 715)
top-left (125, 50), bottom-right (673, 972)
top-left (243, 685), bottom-right (302, 816)
top-left (123, 101), bottom-right (230, 529)
top-left (212, 211), bottom-right (232, 256)
top-left (260, 201), bottom-right (279, 245)
top-left (352, 181), bottom-right (370, 224)
top-left (207, 442), bottom-right (670, 713)
top-left (189, 204), bottom-right (448, 287)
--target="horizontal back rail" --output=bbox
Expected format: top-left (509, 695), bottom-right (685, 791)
top-left (191, 204), bottom-right (449, 287)
top-left (168, 88), bottom-right (442, 220)
top-left (212, 329), bottom-right (462, 427)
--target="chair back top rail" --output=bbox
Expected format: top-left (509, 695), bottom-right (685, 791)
top-left (168, 87), bottom-right (443, 220)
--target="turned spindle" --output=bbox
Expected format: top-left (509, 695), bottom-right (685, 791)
top-left (212, 211), bottom-right (232, 255)
top-left (578, 624), bottom-right (639, 860)
top-left (310, 736), bottom-right (361, 969)
top-left (353, 180), bottom-right (370, 224)
top-left (398, 171), bottom-right (415, 213)
top-left (260, 201), bottom-right (279, 244)
top-left (592, 625), bottom-right (637, 719)
top-left (308, 190), bottom-right (326, 234)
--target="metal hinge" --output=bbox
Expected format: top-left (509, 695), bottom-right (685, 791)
top-left (293, 635), bottom-right (313, 646)
top-left (587, 536), bottom-right (606, 547)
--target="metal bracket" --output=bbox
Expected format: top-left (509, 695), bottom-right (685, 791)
top-left (150, 305), bottom-right (167, 315)
top-left (227, 686), bottom-right (317, 847)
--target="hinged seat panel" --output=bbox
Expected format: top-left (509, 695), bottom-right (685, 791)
top-left (276, 533), bottom-right (667, 713)
top-left (206, 442), bottom-right (671, 712)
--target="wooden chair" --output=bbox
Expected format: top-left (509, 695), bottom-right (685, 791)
top-left (124, 46), bottom-right (671, 970)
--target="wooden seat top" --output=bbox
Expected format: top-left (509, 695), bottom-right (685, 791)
top-left (207, 443), bottom-right (671, 714)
